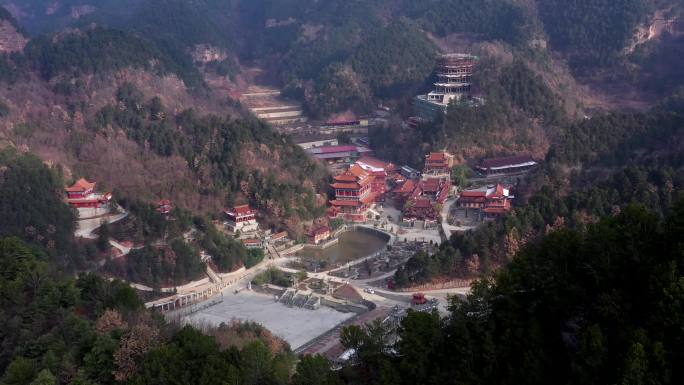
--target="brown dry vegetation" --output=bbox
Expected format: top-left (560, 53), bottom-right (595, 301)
top-left (0, 68), bottom-right (324, 222)
top-left (0, 19), bottom-right (26, 52)
top-left (0, 73), bottom-right (227, 213)
top-left (194, 320), bottom-right (290, 354)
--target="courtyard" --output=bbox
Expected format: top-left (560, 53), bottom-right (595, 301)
top-left (183, 290), bottom-right (354, 350)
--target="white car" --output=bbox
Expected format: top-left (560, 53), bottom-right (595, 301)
top-left (364, 288), bottom-right (375, 294)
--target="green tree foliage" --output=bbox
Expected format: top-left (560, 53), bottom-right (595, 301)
top-left (294, 18), bottom-right (437, 116)
top-left (348, 202), bottom-right (684, 384)
top-left (372, 59), bottom-right (565, 165)
top-left (339, 320), bottom-right (397, 384)
top-left (394, 92), bottom-right (684, 286)
top-left (28, 369), bottom-right (56, 385)
top-left (349, 19), bottom-right (437, 97)
top-left (451, 164), bottom-right (473, 188)
top-left (194, 218), bottom-right (251, 272)
top-left (396, 162), bottom-right (683, 287)
top-left (93, 85), bottom-right (327, 223)
top-left (76, 273), bottom-right (143, 315)
top-left (305, 63), bottom-right (373, 118)
top-left (206, 57), bottom-right (240, 79)
top-left (0, 237), bottom-right (143, 381)
top-left (245, 248), bottom-right (265, 269)
top-left (538, 0), bottom-right (654, 66)
top-left (104, 239), bottom-right (205, 288)
top-left (292, 355), bottom-right (341, 385)
top-left (129, 326), bottom-right (294, 385)
top-left (2, 357), bottom-right (36, 385)
top-left (252, 267), bottom-right (291, 287)
top-left (1, 236), bottom-right (340, 385)
top-left (20, 27), bottom-right (203, 87)
top-left (0, 6), bottom-right (18, 26)
top-left (401, 0), bottom-right (536, 45)
top-left (96, 222), bottom-right (110, 252)
top-left (112, 198), bottom-right (193, 244)
top-left (127, 0), bottom-right (235, 50)
top-left (552, 97), bottom-right (684, 166)
top-left (0, 149), bottom-right (77, 265)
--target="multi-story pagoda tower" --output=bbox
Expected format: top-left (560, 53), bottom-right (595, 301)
top-left (414, 53), bottom-right (479, 119)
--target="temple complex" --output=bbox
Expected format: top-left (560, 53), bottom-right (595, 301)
top-left (393, 152), bottom-right (453, 224)
top-left (224, 204), bottom-right (259, 233)
top-left (65, 178), bottom-right (112, 209)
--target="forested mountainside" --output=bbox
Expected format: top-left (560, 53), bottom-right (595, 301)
top-left (0, 2), bottom-right (683, 384)
top-left (0, 16), bottom-right (328, 236)
top-left (0, 0), bottom-right (681, 281)
top-left (3, 0), bottom-right (681, 164)
top-left (393, 87), bottom-right (684, 288)
top-left (342, 202), bottom-right (684, 385)
top-left (5, 0), bottom-right (684, 104)
top-left (0, 147), bottom-right (267, 285)
top-left (1, 186), bottom-right (682, 385)
top-left (0, 237), bottom-right (299, 385)
top-left (371, 57), bottom-right (567, 165)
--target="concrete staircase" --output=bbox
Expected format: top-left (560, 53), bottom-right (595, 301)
top-left (206, 265), bottom-right (222, 284)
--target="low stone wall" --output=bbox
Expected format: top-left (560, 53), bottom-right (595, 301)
top-left (302, 237), bottom-right (339, 250)
top-left (281, 244), bottom-right (304, 255)
top-left (218, 266), bottom-right (246, 281)
top-left (321, 298), bottom-right (368, 314)
top-left (351, 225), bottom-right (394, 244)
top-left (252, 284), bottom-right (286, 297)
top-left (395, 279), bottom-right (473, 292)
top-left (173, 277), bottom-right (211, 292)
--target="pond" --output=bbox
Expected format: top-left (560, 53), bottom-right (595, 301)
top-left (296, 228), bottom-right (390, 271)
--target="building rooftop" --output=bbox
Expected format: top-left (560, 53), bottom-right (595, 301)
top-left (421, 180), bottom-right (441, 193)
top-left (271, 231), bottom-right (288, 241)
top-left (225, 204), bottom-right (254, 216)
top-left (291, 133), bottom-right (338, 144)
top-left (66, 178), bottom-right (96, 192)
top-left (394, 179), bottom-right (417, 194)
top-left (348, 164), bottom-right (370, 179)
top-left (401, 165), bottom-right (420, 174)
top-left (307, 145), bottom-right (371, 155)
top-left (427, 152), bottom-right (448, 162)
top-left (479, 155), bottom-right (536, 170)
top-left (242, 238), bottom-right (262, 245)
top-left (330, 200), bottom-right (362, 207)
top-left (412, 198), bottom-right (434, 209)
top-left (309, 226), bottom-right (330, 236)
top-left (356, 156), bottom-right (396, 173)
top-left (460, 184), bottom-right (511, 199)
top-left (331, 182), bottom-right (361, 190)
top-left (440, 53), bottom-right (478, 59)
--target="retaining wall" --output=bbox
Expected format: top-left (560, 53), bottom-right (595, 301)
top-left (395, 279), bottom-right (473, 292)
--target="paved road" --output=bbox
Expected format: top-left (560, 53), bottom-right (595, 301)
top-left (75, 211), bottom-right (128, 239)
top-left (272, 255), bottom-right (470, 315)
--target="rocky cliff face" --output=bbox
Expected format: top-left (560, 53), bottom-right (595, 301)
top-left (625, 9), bottom-right (684, 54)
